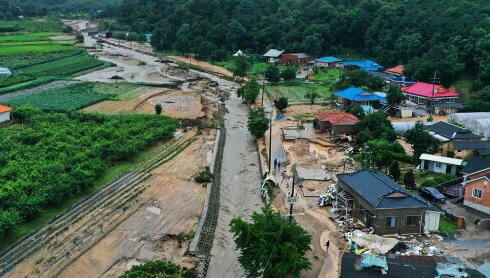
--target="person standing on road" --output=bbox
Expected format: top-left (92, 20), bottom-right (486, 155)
top-left (326, 240), bottom-right (330, 253)
top-left (274, 158), bottom-right (278, 171)
top-left (277, 161), bottom-right (281, 170)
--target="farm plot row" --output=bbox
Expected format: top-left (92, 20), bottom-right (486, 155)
top-left (265, 83), bottom-right (333, 103)
top-left (6, 83), bottom-right (109, 111)
top-left (0, 111), bottom-right (177, 242)
top-left (0, 21), bottom-right (67, 33)
top-left (20, 54), bottom-right (105, 77)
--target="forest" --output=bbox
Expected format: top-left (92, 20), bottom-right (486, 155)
top-left (113, 0), bottom-right (490, 90)
top-left (0, 108), bottom-right (176, 239)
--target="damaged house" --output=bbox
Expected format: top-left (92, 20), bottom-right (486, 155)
top-left (336, 170), bottom-right (441, 235)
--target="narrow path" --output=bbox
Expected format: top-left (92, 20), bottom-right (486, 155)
top-left (206, 85), bottom-right (263, 277)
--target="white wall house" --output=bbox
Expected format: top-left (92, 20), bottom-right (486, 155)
top-left (0, 104), bottom-right (12, 124)
top-left (419, 153), bottom-right (464, 175)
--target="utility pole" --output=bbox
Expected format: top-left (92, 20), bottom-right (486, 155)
top-left (268, 111), bottom-right (272, 172)
top-left (261, 72), bottom-right (265, 107)
top-left (429, 71), bottom-right (440, 116)
top-left (289, 171), bottom-right (296, 222)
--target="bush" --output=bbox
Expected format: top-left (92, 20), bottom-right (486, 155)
top-left (195, 166), bottom-right (213, 184)
top-left (274, 97), bottom-right (288, 112)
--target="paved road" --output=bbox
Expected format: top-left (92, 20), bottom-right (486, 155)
top-left (206, 81), bottom-right (263, 278)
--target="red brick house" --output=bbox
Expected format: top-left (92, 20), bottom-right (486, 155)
top-left (313, 112), bottom-right (359, 135)
top-left (281, 53), bottom-right (310, 66)
top-left (463, 167), bottom-right (490, 215)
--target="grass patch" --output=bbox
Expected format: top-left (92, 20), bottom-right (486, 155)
top-left (265, 83), bottom-right (333, 103)
top-left (415, 172), bottom-right (456, 187)
top-left (212, 60), bottom-right (285, 78)
top-left (89, 82), bottom-right (153, 101)
top-left (0, 21), bottom-right (66, 33)
top-left (0, 32), bottom-right (58, 43)
top-left (439, 215), bottom-right (459, 235)
top-left (0, 76), bottom-right (65, 95)
top-left (310, 68), bottom-right (340, 83)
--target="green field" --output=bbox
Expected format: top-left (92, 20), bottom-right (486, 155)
top-left (21, 54), bottom-right (104, 77)
top-left (6, 83), bottom-right (110, 111)
top-left (213, 60), bottom-right (286, 77)
top-left (87, 82), bottom-right (155, 100)
top-left (310, 68), bottom-right (341, 83)
top-left (265, 83), bottom-right (334, 103)
top-left (0, 20), bottom-right (103, 91)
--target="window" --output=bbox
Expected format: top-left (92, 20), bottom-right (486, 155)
top-left (406, 216), bottom-right (419, 226)
top-left (435, 162), bottom-right (442, 168)
top-left (473, 188), bottom-right (483, 199)
top-left (386, 217), bottom-right (397, 228)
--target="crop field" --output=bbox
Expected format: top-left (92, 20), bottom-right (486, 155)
top-left (265, 83), bottom-right (333, 103)
top-left (0, 20), bottom-right (103, 91)
top-left (0, 111), bottom-right (177, 241)
top-left (21, 54), bottom-right (105, 77)
top-left (0, 20), bottom-right (66, 33)
top-left (6, 83), bottom-right (110, 111)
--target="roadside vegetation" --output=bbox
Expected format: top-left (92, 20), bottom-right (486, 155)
top-left (0, 108), bottom-right (176, 240)
top-left (120, 260), bottom-right (197, 278)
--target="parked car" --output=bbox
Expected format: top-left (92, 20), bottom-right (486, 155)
top-left (419, 187), bottom-right (447, 202)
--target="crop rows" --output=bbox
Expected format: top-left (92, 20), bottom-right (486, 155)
top-left (21, 54), bottom-right (104, 77)
top-left (6, 83), bottom-right (109, 111)
top-left (0, 136), bottom-right (194, 276)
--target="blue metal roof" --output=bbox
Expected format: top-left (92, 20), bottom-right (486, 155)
top-left (338, 169), bottom-right (429, 209)
top-left (335, 86), bottom-right (385, 102)
top-left (341, 60), bottom-right (383, 71)
top-left (317, 56), bottom-right (341, 63)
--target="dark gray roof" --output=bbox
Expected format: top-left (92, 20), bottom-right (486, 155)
top-left (337, 170), bottom-right (429, 209)
top-left (462, 157), bottom-right (490, 174)
top-left (478, 148), bottom-right (490, 156)
top-left (452, 140), bottom-right (490, 150)
top-left (341, 253), bottom-right (485, 278)
top-left (427, 121), bottom-right (480, 140)
top-left (433, 102), bottom-right (464, 109)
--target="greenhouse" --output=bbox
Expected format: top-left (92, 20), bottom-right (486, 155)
top-left (391, 122), bottom-right (434, 133)
top-left (449, 113), bottom-right (490, 137)
top-left (467, 118), bottom-right (490, 138)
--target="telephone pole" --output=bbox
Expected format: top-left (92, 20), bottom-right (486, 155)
top-left (268, 111), bottom-right (272, 172)
top-left (261, 72), bottom-right (265, 107)
top-left (289, 173), bottom-right (296, 222)
top-left (429, 71), bottom-right (440, 116)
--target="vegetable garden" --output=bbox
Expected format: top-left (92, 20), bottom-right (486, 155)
top-left (0, 109), bottom-right (177, 240)
top-left (6, 83), bottom-right (110, 111)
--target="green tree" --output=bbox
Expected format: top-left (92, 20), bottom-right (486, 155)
top-left (281, 66), bottom-right (297, 81)
top-left (389, 161), bottom-right (401, 181)
top-left (367, 139), bottom-right (393, 170)
top-left (463, 86), bottom-right (490, 112)
top-left (247, 107), bottom-right (269, 139)
top-left (265, 64), bottom-right (280, 83)
top-left (405, 122), bottom-right (439, 160)
top-left (356, 112), bottom-right (396, 144)
top-left (347, 106), bottom-right (365, 119)
top-left (274, 97), bottom-right (288, 112)
top-left (386, 84), bottom-right (404, 105)
top-left (230, 207), bottom-right (312, 278)
top-left (305, 90), bottom-right (320, 105)
top-left (403, 169), bottom-right (416, 190)
top-left (120, 260), bottom-right (196, 278)
top-left (243, 79), bottom-right (261, 103)
top-left (233, 55), bottom-right (252, 80)
top-left (155, 104), bottom-right (162, 115)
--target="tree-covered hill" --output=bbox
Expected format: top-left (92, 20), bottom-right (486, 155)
top-left (116, 0), bottom-right (490, 89)
top-left (0, 0), bottom-right (120, 18)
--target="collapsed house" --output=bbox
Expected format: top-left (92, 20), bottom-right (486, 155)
top-left (335, 169), bottom-right (442, 235)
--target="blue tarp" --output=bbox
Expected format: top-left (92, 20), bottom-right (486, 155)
top-left (341, 60), bottom-right (383, 71)
top-left (336, 86), bottom-right (385, 102)
top-left (317, 56), bottom-right (341, 63)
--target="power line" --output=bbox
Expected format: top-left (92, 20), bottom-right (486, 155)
top-left (262, 221), bottom-right (285, 277)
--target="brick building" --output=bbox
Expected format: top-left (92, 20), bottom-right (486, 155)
top-left (280, 53), bottom-right (310, 66)
top-left (463, 167), bottom-right (490, 215)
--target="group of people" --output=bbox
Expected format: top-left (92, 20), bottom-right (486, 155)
top-left (273, 158), bottom-right (283, 172)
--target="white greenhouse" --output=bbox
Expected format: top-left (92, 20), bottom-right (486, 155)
top-left (449, 113), bottom-right (490, 138)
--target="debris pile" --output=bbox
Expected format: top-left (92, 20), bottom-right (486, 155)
top-left (395, 234), bottom-right (448, 256)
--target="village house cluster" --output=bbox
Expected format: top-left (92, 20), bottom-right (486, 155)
top-left (259, 48), bottom-right (490, 277)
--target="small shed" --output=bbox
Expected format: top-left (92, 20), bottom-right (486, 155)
top-left (341, 60), bottom-right (383, 71)
top-left (0, 67), bottom-right (12, 76)
top-left (314, 112), bottom-right (359, 135)
top-left (263, 49), bottom-right (284, 64)
top-left (384, 65), bottom-right (405, 77)
top-left (419, 153), bottom-right (464, 175)
top-left (281, 53), bottom-right (310, 66)
top-left (233, 50), bottom-right (244, 57)
top-left (0, 104), bottom-right (12, 123)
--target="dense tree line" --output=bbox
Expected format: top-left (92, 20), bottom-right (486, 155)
top-left (0, 0), bottom-right (120, 19)
top-left (116, 0), bottom-right (490, 89)
top-left (0, 108), bottom-right (176, 239)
